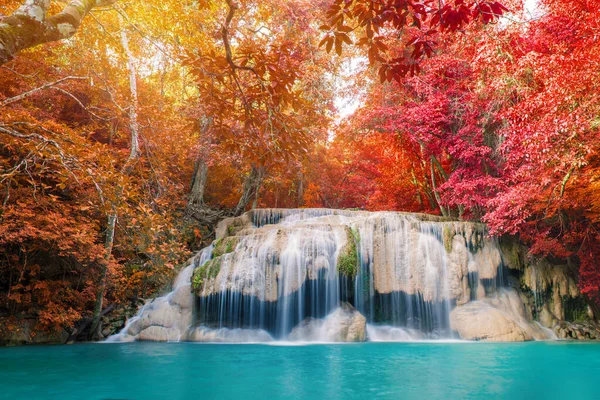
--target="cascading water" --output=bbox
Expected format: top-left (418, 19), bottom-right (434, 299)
top-left (195, 212), bottom-right (348, 338)
top-left (107, 245), bottom-right (214, 342)
top-left (352, 217), bottom-right (458, 337)
top-left (110, 208), bottom-right (556, 343)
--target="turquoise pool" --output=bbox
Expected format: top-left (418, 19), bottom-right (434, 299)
top-left (1, 341), bottom-right (599, 399)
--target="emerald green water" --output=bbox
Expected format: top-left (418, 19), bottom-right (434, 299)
top-left (1, 342), bottom-right (599, 399)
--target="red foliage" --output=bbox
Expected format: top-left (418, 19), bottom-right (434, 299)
top-left (312, 0), bottom-right (600, 304)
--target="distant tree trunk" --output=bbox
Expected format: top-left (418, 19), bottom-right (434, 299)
top-left (234, 166), bottom-right (265, 216)
top-left (188, 159), bottom-right (208, 207)
top-left (430, 154), bottom-right (463, 218)
top-left (416, 142), bottom-right (437, 210)
top-left (430, 156), bottom-right (448, 217)
top-left (410, 170), bottom-right (425, 208)
top-left (89, 213), bottom-right (116, 338)
top-left (121, 26), bottom-right (139, 159)
top-left (0, 0), bottom-right (115, 65)
top-left (90, 24), bottom-right (138, 340)
top-left (187, 116), bottom-right (213, 210)
top-left (251, 169), bottom-right (265, 210)
top-left (297, 170), bottom-right (305, 207)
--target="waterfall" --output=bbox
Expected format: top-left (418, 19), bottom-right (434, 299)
top-left (110, 208), bottom-right (556, 343)
top-left (352, 216), bottom-right (458, 337)
top-left (196, 211), bottom-right (348, 338)
top-left (106, 245), bottom-right (213, 342)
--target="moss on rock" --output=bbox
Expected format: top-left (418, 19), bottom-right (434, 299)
top-left (337, 227), bottom-right (359, 279)
top-left (212, 236), bottom-right (239, 258)
top-left (192, 258), bottom-right (222, 292)
top-left (443, 224), bottom-right (454, 253)
top-left (224, 218), bottom-right (246, 237)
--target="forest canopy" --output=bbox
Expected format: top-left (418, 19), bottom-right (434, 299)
top-left (1, 0), bottom-right (599, 340)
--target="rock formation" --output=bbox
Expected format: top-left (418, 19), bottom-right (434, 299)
top-left (107, 246), bottom-right (212, 343)
top-left (450, 289), bottom-right (552, 341)
top-left (110, 208), bottom-right (599, 343)
top-left (288, 303), bottom-right (366, 342)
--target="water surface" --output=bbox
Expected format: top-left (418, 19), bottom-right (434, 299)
top-left (1, 341), bottom-right (598, 399)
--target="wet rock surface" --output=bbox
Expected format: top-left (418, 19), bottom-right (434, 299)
top-left (450, 289), bottom-right (553, 342)
top-left (288, 303), bottom-right (366, 342)
top-left (107, 247), bottom-right (213, 343)
top-left (554, 321), bottom-right (600, 340)
top-left (197, 209), bottom-right (504, 305)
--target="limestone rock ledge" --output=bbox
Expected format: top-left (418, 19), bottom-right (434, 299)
top-left (198, 209), bottom-right (504, 305)
top-left (554, 321), bottom-right (600, 340)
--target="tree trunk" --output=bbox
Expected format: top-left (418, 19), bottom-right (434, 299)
top-left (251, 169), bottom-right (264, 210)
top-left (186, 116), bottom-right (213, 210)
top-left (188, 159), bottom-right (208, 207)
top-left (89, 23), bottom-right (138, 340)
top-left (430, 154), bottom-right (462, 218)
top-left (0, 0), bottom-right (114, 65)
top-left (430, 157), bottom-right (448, 217)
top-left (297, 170), bottom-right (305, 207)
top-left (89, 212), bottom-right (116, 339)
top-left (411, 170), bottom-right (425, 208)
top-left (234, 166), bottom-right (265, 216)
top-left (121, 26), bottom-right (139, 159)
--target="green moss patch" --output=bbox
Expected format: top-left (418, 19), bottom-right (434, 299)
top-left (337, 227), bottom-right (359, 279)
top-left (225, 219), bottom-right (245, 237)
top-left (192, 258), bottom-right (222, 292)
top-left (212, 236), bottom-right (239, 258)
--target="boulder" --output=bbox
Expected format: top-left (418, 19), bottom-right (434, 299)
top-left (554, 321), bottom-right (600, 340)
top-left (108, 263), bottom-right (200, 342)
top-left (138, 326), bottom-right (181, 342)
top-left (450, 289), bottom-right (555, 342)
top-left (450, 301), bottom-right (533, 342)
top-left (139, 299), bottom-right (184, 330)
top-left (288, 303), bottom-right (366, 342)
top-left (168, 284), bottom-right (194, 309)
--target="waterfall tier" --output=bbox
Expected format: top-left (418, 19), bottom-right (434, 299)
top-left (110, 209), bottom-right (581, 343)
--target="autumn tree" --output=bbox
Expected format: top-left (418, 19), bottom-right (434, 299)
top-left (472, 0), bottom-right (600, 302)
top-left (184, 0), bottom-right (335, 220)
top-left (320, 0), bottom-right (509, 80)
top-left (0, 0), bottom-right (118, 65)
top-left (0, 0), bottom-right (196, 340)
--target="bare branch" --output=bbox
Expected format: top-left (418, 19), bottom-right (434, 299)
top-left (1, 76), bottom-right (89, 107)
top-left (49, 86), bottom-right (112, 121)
